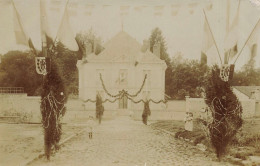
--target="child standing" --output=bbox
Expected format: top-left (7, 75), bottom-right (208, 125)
top-left (184, 112), bottom-right (193, 131)
top-left (87, 116), bottom-right (95, 139)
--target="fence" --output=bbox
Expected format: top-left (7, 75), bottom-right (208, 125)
top-left (0, 87), bottom-right (24, 94)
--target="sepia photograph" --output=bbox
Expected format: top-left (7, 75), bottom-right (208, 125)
top-left (0, 0), bottom-right (260, 165)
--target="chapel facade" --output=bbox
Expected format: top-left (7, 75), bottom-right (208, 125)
top-left (77, 31), bottom-right (167, 111)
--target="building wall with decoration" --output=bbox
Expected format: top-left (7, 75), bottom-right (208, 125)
top-left (77, 31), bottom-right (167, 111)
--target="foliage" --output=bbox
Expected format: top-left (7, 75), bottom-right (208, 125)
top-left (41, 60), bottom-right (67, 160)
top-left (76, 29), bottom-right (104, 56)
top-left (170, 55), bottom-right (209, 99)
top-left (232, 52), bottom-right (260, 86)
top-left (96, 93), bottom-right (104, 124)
top-left (52, 42), bottom-right (79, 95)
top-left (0, 51), bottom-right (42, 96)
top-left (205, 65), bottom-right (243, 159)
top-left (142, 101), bottom-right (151, 125)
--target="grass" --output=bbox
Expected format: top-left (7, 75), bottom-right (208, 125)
top-left (151, 117), bottom-right (260, 159)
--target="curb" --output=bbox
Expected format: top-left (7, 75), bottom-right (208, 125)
top-left (21, 128), bottom-right (86, 166)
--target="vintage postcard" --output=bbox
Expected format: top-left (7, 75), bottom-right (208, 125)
top-left (0, 0), bottom-right (260, 165)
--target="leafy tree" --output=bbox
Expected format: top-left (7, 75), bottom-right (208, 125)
top-left (0, 51), bottom-right (42, 95)
top-left (149, 28), bottom-right (172, 96)
top-left (75, 29), bottom-right (104, 56)
top-left (232, 54), bottom-right (260, 86)
top-left (170, 55), bottom-right (208, 99)
top-left (52, 42), bottom-right (79, 95)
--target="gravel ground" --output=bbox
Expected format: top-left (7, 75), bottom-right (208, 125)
top-left (28, 116), bottom-right (232, 166)
top-left (0, 123), bottom-right (85, 166)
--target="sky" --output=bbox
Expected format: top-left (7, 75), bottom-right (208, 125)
top-left (0, 0), bottom-right (260, 70)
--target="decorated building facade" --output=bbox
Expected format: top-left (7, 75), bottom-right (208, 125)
top-left (77, 31), bottom-right (167, 111)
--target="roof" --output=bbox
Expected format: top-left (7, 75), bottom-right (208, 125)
top-left (86, 31), bottom-right (164, 64)
top-left (233, 86), bottom-right (260, 97)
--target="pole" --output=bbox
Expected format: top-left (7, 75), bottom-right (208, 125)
top-left (233, 17), bottom-right (260, 64)
top-left (203, 9), bottom-right (223, 65)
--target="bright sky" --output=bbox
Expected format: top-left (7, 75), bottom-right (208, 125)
top-left (0, 0), bottom-right (260, 70)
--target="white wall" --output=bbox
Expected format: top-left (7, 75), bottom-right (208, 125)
top-left (186, 97), bottom-right (256, 119)
top-left (77, 60), bottom-right (166, 111)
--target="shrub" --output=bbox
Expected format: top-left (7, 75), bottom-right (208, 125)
top-left (142, 101), bottom-right (151, 125)
top-left (41, 61), bottom-right (67, 160)
top-left (205, 65), bottom-right (243, 159)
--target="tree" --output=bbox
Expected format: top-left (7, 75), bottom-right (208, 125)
top-left (170, 55), bottom-right (208, 99)
top-left (149, 27), bottom-right (172, 96)
top-left (0, 51), bottom-right (42, 95)
top-left (52, 42), bottom-right (79, 95)
top-left (205, 65), bottom-right (243, 159)
top-left (75, 29), bottom-right (104, 56)
top-left (231, 54), bottom-right (260, 86)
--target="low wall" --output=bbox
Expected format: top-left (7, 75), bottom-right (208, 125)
top-left (186, 97), bottom-right (256, 118)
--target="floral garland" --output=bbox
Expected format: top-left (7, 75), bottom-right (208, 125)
top-left (83, 73), bottom-right (167, 104)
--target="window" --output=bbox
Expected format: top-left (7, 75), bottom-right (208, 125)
top-left (119, 69), bottom-right (128, 85)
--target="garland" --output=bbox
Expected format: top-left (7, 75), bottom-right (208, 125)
top-left (83, 73), bottom-right (167, 104)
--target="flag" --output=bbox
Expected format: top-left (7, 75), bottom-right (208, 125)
top-left (224, 44), bottom-right (237, 64)
top-left (201, 18), bottom-right (214, 55)
top-left (75, 37), bottom-right (85, 60)
top-left (247, 19), bottom-right (260, 60)
top-left (56, 6), bottom-right (79, 51)
top-left (201, 52), bottom-right (207, 65)
top-left (247, 20), bottom-right (260, 47)
top-left (13, 3), bottom-right (27, 46)
top-left (40, 0), bottom-right (52, 48)
top-left (224, 0), bottom-right (240, 62)
top-left (250, 43), bottom-right (257, 59)
top-left (12, 1), bottom-right (36, 53)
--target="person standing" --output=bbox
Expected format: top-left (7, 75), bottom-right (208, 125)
top-left (184, 112), bottom-right (193, 131)
top-left (87, 116), bottom-right (95, 139)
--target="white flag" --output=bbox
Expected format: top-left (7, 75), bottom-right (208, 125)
top-left (12, 1), bottom-right (28, 46)
top-left (56, 7), bottom-right (78, 51)
top-left (202, 19), bottom-right (214, 54)
top-left (225, 1), bottom-right (240, 52)
top-left (247, 20), bottom-right (260, 48)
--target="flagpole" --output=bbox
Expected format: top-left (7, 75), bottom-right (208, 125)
top-left (233, 17), bottom-right (260, 64)
top-left (203, 9), bottom-right (223, 65)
